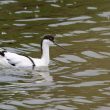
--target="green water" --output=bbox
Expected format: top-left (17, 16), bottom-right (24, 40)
top-left (0, 0), bottom-right (110, 110)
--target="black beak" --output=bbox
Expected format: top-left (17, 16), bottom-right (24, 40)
top-left (54, 42), bottom-right (69, 51)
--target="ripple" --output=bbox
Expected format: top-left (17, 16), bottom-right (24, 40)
top-left (55, 54), bottom-right (86, 63)
top-left (68, 15), bottom-right (92, 21)
top-left (16, 17), bottom-right (66, 22)
top-left (21, 32), bottom-right (38, 35)
top-left (95, 106), bottom-right (110, 110)
top-left (51, 4), bottom-right (61, 8)
top-left (99, 52), bottom-right (110, 56)
top-left (103, 87), bottom-right (110, 91)
top-left (48, 21), bottom-right (82, 27)
top-left (73, 70), bottom-right (109, 77)
top-left (1, 32), bottom-right (7, 35)
top-left (4, 47), bottom-right (29, 54)
top-left (73, 38), bottom-right (98, 42)
top-left (90, 27), bottom-right (110, 31)
top-left (16, 18), bottom-right (53, 22)
top-left (15, 11), bottom-right (35, 14)
top-left (87, 7), bottom-right (97, 10)
top-left (15, 9), bottom-right (40, 14)
top-left (101, 32), bottom-right (110, 35)
top-left (20, 44), bottom-right (39, 52)
top-left (0, 104), bottom-right (17, 110)
top-left (8, 100), bottom-right (32, 108)
top-left (55, 43), bottom-right (72, 46)
top-left (46, 0), bottom-right (58, 3)
top-left (0, 76), bottom-right (24, 82)
top-left (98, 11), bottom-right (110, 18)
top-left (101, 39), bottom-right (110, 44)
top-left (55, 105), bottom-right (77, 110)
top-left (13, 23), bottom-right (26, 26)
top-left (23, 99), bottom-right (49, 105)
top-left (49, 19), bottom-right (95, 27)
top-left (72, 80), bottom-right (110, 87)
top-left (0, 0), bottom-right (17, 5)
top-left (82, 51), bottom-right (107, 59)
top-left (72, 30), bottom-right (87, 34)
top-left (0, 40), bottom-right (16, 43)
top-left (23, 35), bottom-right (33, 38)
top-left (62, 30), bottom-right (88, 37)
top-left (73, 96), bottom-right (93, 104)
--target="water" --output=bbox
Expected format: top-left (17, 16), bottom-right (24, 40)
top-left (0, 0), bottom-right (110, 110)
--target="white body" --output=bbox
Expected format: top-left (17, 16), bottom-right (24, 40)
top-left (0, 39), bottom-right (52, 68)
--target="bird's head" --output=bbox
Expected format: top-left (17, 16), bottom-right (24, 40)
top-left (41, 34), bottom-right (69, 52)
top-left (42, 35), bottom-right (55, 45)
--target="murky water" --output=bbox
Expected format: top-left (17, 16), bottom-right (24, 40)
top-left (0, 0), bottom-right (110, 110)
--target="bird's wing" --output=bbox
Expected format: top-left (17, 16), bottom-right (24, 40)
top-left (5, 52), bottom-right (26, 66)
top-left (0, 48), bottom-right (28, 66)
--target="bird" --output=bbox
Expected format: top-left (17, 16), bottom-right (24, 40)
top-left (0, 35), bottom-right (65, 69)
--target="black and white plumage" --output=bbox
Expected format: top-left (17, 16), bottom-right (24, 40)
top-left (0, 35), bottom-right (57, 68)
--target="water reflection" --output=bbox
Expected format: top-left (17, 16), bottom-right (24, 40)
top-left (73, 69), bottom-right (109, 77)
top-left (98, 12), bottom-right (110, 18)
top-left (0, 0), bottom-right (17, 5)
top-left (48, 15), bottom-right (95, 27)
top-left (87, 7), bottom-right (97, 10)
top-left (16, 17), bottom-right (66, 22)
top-left (34, 67), bottom-right (53, 83)
top-left (55, 54), bottom-right (86, 63)
top-left (0, 67), bottom-right (54, 103)
top-left (0, 0), bottom-right (110, 109)
top-left (68, 15), bottom-right (92, 21)
top-left (82, 51), bottom-right (107, 59)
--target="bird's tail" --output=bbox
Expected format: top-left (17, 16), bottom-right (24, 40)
top-left (0, 48), bottom-right (6, 57)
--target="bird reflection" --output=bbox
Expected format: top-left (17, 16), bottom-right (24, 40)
top-left (32, 66), bottom-right (53, 83)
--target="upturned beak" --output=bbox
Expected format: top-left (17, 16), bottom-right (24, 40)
top-left (53, 41), bottom-right (68, 50)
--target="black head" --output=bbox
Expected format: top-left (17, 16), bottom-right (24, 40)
top-left (43, 35), bottom-right (54, 42)
top-left (40, 35), bottom-right (55, 54)
top-left (40, 34), bottom-right (68, 54)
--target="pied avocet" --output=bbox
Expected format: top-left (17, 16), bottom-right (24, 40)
top-left (0, 35), bottom-right (65, 69)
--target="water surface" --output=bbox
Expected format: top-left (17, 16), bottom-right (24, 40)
top-left (0, 0), bottom-right (110, 110)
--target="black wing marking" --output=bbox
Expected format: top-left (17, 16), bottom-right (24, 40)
top-left (0, 48), bottom-right (7, 57)
top-left (7, 59), bottom-right (16, 66)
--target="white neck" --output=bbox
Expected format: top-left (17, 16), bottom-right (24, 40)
top-left (41, 41), bottom-right (50, 65)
